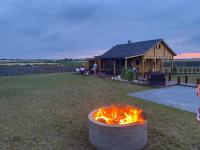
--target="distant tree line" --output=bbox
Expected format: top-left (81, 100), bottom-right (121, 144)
top-left (0, 58), bottom-right (87, 63)
top-left (164, 60), bottom-right (200, 67)
top-left (60, 58), bottom-right (87, 62)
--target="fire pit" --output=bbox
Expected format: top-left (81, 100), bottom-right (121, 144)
top-left (88, 105), bottom-right (147, 150)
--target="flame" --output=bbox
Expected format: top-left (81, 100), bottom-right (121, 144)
top-left (93, 105), bottom-right (145, 125)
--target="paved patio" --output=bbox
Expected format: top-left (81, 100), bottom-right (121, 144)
top-left (128, 85), bottom-right (200, 113)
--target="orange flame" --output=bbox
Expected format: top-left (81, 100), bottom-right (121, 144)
top-left (93, 105), bottom-right (145, 125)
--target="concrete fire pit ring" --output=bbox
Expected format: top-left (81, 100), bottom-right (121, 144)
top-left (88, 107), bottom-right (147, 150)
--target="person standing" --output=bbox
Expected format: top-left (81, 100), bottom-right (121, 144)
top-left (132, 66), bottom-right (136, 72)
top-left (93, 62), bottom-right (97, 75)
top-left (132, 66), bottom-right (136, 80)
top-left (79, 65), bottom-right (85, 74)
top-left (196, 84), bottom-right (200, 122)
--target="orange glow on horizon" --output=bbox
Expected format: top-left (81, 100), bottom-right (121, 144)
top-left (175, 53), bottom-right (200, 59)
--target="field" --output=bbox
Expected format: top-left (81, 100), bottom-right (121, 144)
top-left (0, 60), bottom-right (85, 68)
top-left (0, 73), bottom-right (200, 150)
top-left (0, 60), bottom-right (85, 76)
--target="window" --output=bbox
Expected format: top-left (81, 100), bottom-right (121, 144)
top-left (136, 60), bottom-right (140, 65)
top-left (159, 44), bottom-right (161, 49)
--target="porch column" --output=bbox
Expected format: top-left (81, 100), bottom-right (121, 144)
top-left (113, 60), bottom-right (116, 75)
top-left (171, 57), bottom-right (174, 73)
top-left (161, 59), bottom-right (164, 72)
top-left (98, 59), bottom-right (101, 73)
top-left (125, 58), bottom-right (127, 68)
top-left (142, 57), bottom-right (145, 76)
top-left (88, 60), bottom-right (91, 70)
top-left (154, 59), bottom-right (157, 72)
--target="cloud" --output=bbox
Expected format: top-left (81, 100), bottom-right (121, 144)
top-left (175, 53), bottom-right (200, 59)
top-left (0, 0), bottom-right (200, 58)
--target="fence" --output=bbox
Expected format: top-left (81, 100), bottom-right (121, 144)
top-left (167, 74), bottom-right (200, 85)
top-left (163, 67), bottom-right (200, 74)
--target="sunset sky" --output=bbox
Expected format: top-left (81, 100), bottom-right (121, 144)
top-left (0, 0), bottom-right (200, 59)
top-left (175, 53), bottom-right (200, 59)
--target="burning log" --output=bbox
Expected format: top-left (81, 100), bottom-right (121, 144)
top-left (88, 105), bottom-right (147, 150)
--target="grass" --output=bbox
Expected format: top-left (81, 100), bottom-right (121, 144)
top-left (0, 73), bottom-right (200, 150)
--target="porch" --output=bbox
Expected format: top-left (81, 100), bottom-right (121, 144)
top-left (91, 56), bottom-right (174, 76)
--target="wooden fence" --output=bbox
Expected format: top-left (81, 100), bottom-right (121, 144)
top-left (167, 73), bottom-right (200, 85)
top-left (163, 67), bottom-right (200, 74)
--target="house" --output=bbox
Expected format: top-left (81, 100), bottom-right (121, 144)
top-left (88, 39), bottom-right (176, 76)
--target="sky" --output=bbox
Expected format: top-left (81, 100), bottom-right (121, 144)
top-left (0, 0), bottom-right (200, 59)
top-left (175, 53), bottom-right (200, 59)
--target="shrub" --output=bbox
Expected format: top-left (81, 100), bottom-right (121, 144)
top-left (121, 68), bottom-right (129, 78)
top-left (121, 68), bottom-right (136, 81)
top-left (125, 69), bottom-right (134, 81)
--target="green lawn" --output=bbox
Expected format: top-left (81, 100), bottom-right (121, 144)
top-left (0, 73), bottom-right (200, 150)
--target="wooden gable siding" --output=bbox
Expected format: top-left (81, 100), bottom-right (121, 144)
top-left (127, 42), bottom-right (174, 73)
top-left (144, 42), bottom-right (174, 59)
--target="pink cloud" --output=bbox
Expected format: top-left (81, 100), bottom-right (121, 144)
top-left (175, 53), bottom-right (200, 59)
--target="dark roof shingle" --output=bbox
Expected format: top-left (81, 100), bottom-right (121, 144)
top-left (99, 39), bottom-right (162, 59)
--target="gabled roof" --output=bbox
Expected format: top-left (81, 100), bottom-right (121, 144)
top-left (98, 39), bottom-right (176, 59)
